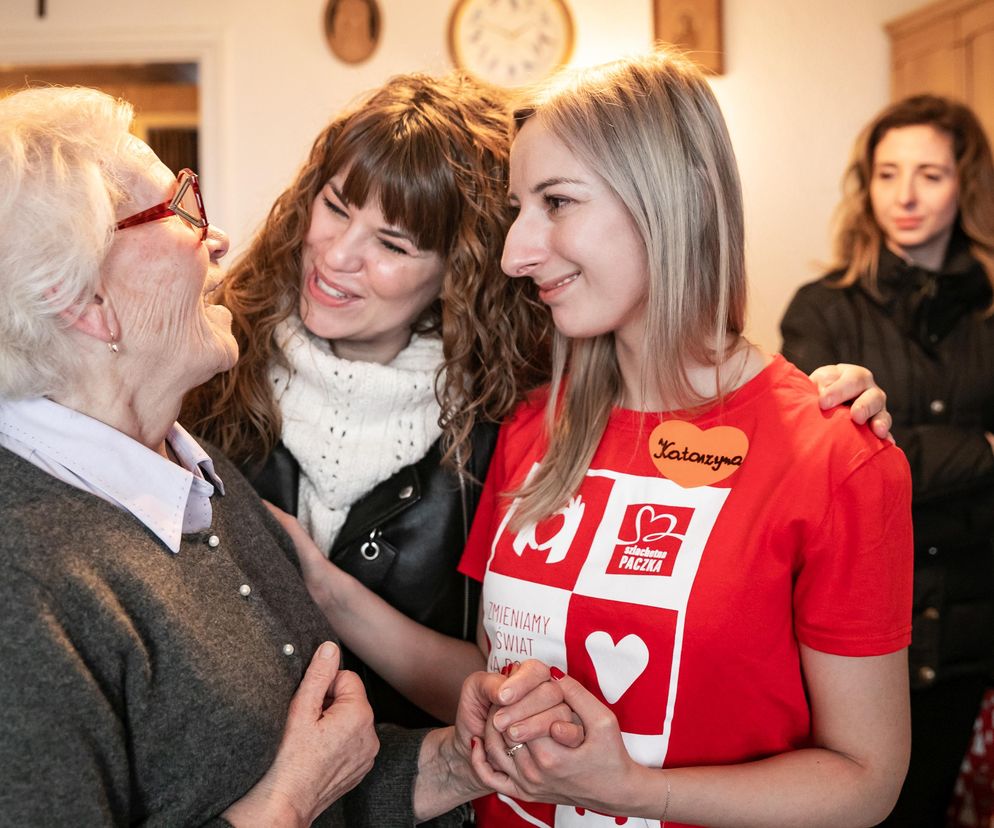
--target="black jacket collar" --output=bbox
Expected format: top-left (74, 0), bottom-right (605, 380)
top-left (870, 228), bottom-right (991, 351)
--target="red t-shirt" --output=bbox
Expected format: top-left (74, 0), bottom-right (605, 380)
top-left (459, 356), bottom-right (913, 828)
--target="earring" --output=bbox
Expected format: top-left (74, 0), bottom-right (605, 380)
top-left (107, 331), bottom-right (120, 354)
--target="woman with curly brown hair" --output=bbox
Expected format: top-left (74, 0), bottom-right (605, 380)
top-left (782, 94), bottom-right (994, 826)
top-left (184, 72), bottom-right (552, 728)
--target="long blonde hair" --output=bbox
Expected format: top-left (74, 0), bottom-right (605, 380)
top-left (510, 49), bottom-right (747, 529)
top-left (831, 94), bottom-right (994, 305)
top-left (183, 72), bottom-right (552, 468)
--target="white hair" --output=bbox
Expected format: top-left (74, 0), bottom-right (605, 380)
top-left (0, 86), bottom-right (134, 398)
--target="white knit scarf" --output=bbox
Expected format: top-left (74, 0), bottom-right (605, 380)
top-left (271, 316), bottom-right (443, 554)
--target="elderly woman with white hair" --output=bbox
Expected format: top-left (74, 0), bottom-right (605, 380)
top-left (0, 85), bottom-right (570, 827)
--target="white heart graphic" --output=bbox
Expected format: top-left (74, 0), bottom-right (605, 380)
top-left (584, 631), bottom-right (649, 704)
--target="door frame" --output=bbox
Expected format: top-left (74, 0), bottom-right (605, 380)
top-left (0, 27), bottom-right (226, 223)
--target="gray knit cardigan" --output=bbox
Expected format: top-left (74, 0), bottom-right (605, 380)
top-left (0, 444), bottom-right (454, 827)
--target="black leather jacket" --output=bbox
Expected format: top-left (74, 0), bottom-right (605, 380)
top-left (247, 422), bottom-right (499, 727)
top-left (781, 234), bottom-right (994, 689)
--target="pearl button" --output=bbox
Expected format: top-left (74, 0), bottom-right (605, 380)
top-left (282, 643), bottom-right (295, 656)
top-left (238, 583), bottom-right (251, 597)
top-left (923, 607), bottom-right (940, 621)
top-left (929, 399), bottom-right (945, 415)
top-left (207, 534), bottom-right (220, 548)
top-left (398, 485), bottom-right (414, 499)
top-left (928, 546), bottom-right (939, 556)
top-left (918, 665), bottom-right (936, 684)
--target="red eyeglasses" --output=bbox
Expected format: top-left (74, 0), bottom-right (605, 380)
top-left (115, 168), bottom-right (209, 241)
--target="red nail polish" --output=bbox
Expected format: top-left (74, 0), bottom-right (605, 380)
top-left (500, 663), bottom-right (513, 676)
top-left (550, 666), bottom-right (566, 680)
top-left (470, 737), bottom-right (478, 750)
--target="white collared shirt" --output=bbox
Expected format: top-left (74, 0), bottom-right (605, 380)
top-left (0, 397), bottom-right (224, 553)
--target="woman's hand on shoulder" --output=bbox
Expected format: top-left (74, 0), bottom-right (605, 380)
top-left (809, 363), bottom-right (893, 442)
top-left (223, 641), bottom-right (378, 827)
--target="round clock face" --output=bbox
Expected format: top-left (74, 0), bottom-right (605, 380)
top-left (449, 0), bottom-right (575, 89)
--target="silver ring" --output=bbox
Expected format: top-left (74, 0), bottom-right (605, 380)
top-left (505, 742), bottom-right (526, 759)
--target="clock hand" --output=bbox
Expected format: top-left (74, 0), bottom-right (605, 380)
top-left (481, 22), bottom-right (517, 38)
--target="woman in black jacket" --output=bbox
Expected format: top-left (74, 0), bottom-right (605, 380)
top-left (183, 73), bottom-right (551, 729)
top-left (781, 94), bottom-right (994, 827)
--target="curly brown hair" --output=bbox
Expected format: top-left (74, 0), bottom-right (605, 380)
top-left (182, 72), bottom-right (551, 469)
top-left (832, 94), bottom-right (994, 305)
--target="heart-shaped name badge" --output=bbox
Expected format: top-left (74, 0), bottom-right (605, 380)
top-left (648, 420), bottom-right (749, 488)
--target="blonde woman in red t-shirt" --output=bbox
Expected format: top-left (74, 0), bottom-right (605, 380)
top-left (449, 49), bottom-right (914, 827)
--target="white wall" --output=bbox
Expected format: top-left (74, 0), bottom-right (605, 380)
top-left (0, 0), bottom-right (923, 350)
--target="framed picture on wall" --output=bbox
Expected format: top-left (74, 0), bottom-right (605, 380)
top-left (324, 0), bottom-right (381, 64)
top-left (653, 0), bottom-right (724, 75)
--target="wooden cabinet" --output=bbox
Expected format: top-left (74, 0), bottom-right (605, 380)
top-left (887, 0), bottom-right (994, 140)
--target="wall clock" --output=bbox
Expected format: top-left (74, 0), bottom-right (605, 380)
top-left (448, 0), bottom-right (575, 90)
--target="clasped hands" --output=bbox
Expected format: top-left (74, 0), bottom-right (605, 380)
top-left (458, 660), bottom-right (643, 813)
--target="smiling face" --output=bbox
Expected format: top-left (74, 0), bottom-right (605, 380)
top-left (870, 124), bottom-right (960, 269)
top-left (102, 137), bottom-right (236, 390)
top-left (501, 118), bottom-right (649, 348)
top-left (299, 173), bottom-right (446, 364)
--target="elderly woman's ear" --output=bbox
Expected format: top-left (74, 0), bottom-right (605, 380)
top-left (63, 292), bottom-right (121, 352)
